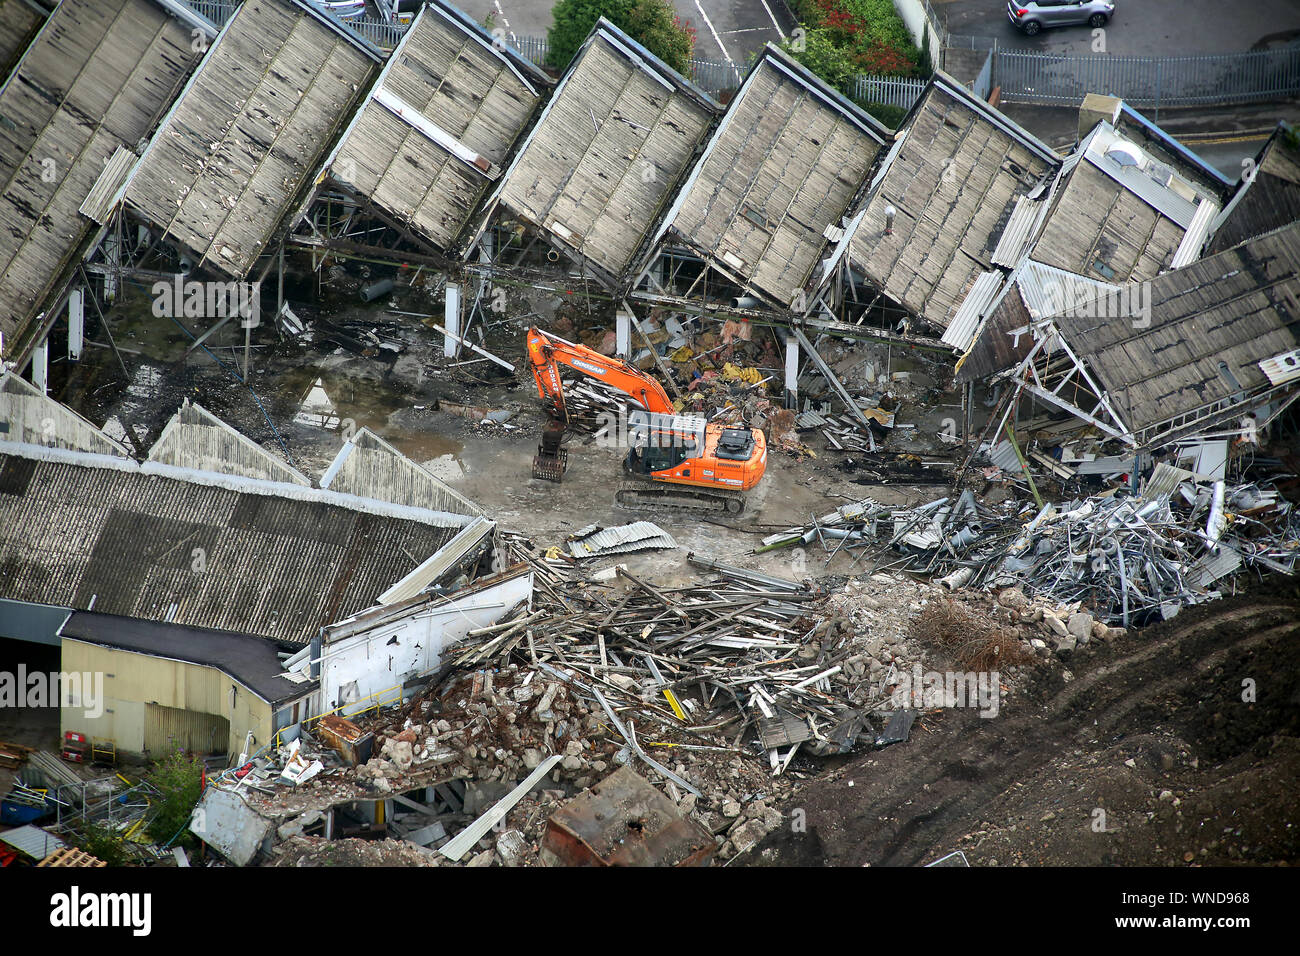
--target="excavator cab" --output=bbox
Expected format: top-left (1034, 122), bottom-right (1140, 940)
top-left (625, 411), bottom-right (703, 477)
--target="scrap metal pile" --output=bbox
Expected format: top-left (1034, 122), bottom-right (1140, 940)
top-left (758, 472), bottom-right (1300, 625)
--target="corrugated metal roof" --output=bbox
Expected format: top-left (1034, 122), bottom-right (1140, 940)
top-left (991, 195), bottom-right (1042, 267)
top-left (1142, 462), bottom-right (1195, 499)
top-left (0, 825), bottom-right (66, 862)
top-left (795, 410), bottom-right (829, 428)
top-left (79, 145), bottom-right (138, 225)
top-left (490, 19), bottom-right (718, 285)
top-left (1259, 348), bottom-right (1300, 385)
top-left (943, 271), bottom-right (1004, 350)
top-left (657, 44), bottom-right (886, 307)
top-left (567, 522), bottom-right (677, 558)
top-left (313, 2), bottom-right (547, 254)
top-left (1017, 259), bottom-right (1119, 320)
top-left (0, 0), bottom-right (202, 363)
top-left (846, 80), bottom-right (1058, 331)
top-left (1056, 221), bottom-right (1300, 433)
top-left (0, 453), bottom-right (463, 644)
top-left (987, 440), bottom-right (1020, 472)
top-left (123, 0), bottom-right (379, 278)
top-left (1083, 124), bottom-right (1202, 229)
top-left (1208, 124), bottom-right (1300, 254)
top-left (378, 516), bottom-right (495, 604)
top-left (1191, 540), bottom-right (1243, 588)
top-left (1170, 196), bottom-right (1219, 268)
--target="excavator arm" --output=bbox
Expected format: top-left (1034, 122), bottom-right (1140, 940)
top-left (526, 327), bottom-right (674, 423)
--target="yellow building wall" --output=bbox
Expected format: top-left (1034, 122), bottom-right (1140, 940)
top-left (59, 640), bottom-right (273, 758)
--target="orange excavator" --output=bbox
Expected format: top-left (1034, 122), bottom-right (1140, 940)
top-left (526, 327), bottom-right (767, 513)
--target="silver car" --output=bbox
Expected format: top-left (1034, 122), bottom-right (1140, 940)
top-left (1007, 1), bottom-right (1116, 36)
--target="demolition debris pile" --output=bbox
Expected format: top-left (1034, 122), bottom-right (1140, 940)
top-left (761, 471), bottom-right (1300, 625)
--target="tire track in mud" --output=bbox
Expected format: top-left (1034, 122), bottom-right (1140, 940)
top-left (751, 597), bottom-right (1300, 867)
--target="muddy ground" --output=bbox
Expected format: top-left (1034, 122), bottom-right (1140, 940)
top-left (749, 578), bottom-right (1300, 867)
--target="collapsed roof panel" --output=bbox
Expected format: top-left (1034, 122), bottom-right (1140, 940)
top-left (0, 0), bottom-right (207, 360)
top-left (658, 46), bottom-right (889, 309)
top-left (1208, 123), bottom-right (1300, 255)
top-left (488, 19), bottom-right (719, 284)
top-left (0, 371), bottom-right (131, 456)
top-left (321, 427), bottom-right (483, 518)
top-left (847, 74), bottom-right (1058, 331)
top-left (319, 0), bottom-right (548, 252)
top-left (955, 259), bottom-right (1119, 383)
top-left (1031, 120), bottom-right (1220, 283)
top-left (147, 400), bottom-right (311, 485)
top-left (124, 0), bottom-right (381, 278)
top-left (1056, 222), bottom-right (1300, 434)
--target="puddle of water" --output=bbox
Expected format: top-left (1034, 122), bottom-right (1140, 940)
top-left (282, 367), bottom-right (464, 462)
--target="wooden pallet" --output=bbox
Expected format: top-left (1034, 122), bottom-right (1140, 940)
top-left (0, 740), bottom-right (35, 769)
top-left (37, 846), bottom-right (106, 868)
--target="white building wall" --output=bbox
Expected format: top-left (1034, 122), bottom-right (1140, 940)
top-left (318, 570), bottom-right (532, 716)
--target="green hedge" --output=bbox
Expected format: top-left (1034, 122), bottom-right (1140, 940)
top-left (786, 0), bottom-right (924, 79)
top-left (547, 0), bottom-right (695, 74)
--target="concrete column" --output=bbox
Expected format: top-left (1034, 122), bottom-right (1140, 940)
top-left (32, 339), bottom-right (48, 394)
top-left (68, 289), bottom-right (84, 361)
top-left (784, 333), bottom-right (799, 409)
top-left (444, 281), bottom-right (461, 359)
top-left (616, 308), bottom-right (631, 360)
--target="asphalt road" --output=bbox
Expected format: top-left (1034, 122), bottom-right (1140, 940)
top-left (451, 0), bottom-right (790, 68)
top-left (936, 0), bottom-right (1300, 55)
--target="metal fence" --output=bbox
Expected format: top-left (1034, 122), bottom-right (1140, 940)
top-left (182, 0), bottom-right (238, 26)
top-left (994, 45), bottom-right (1300, 109)
top-left (343, 14), bottom-right (408, 50)
top-left (849, 74), bottom-right (926, 111)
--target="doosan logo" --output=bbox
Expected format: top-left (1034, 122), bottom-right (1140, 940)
top-left (49, 887), bottom-right (151, 936)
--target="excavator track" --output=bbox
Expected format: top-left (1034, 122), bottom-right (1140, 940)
top-left (616, 480), bottom-right (746, 514)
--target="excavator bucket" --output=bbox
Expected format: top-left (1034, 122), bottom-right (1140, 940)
top-left (532, 421), bottom-right (569, 482)
top-left (532, 445), bottom-right (568, 482)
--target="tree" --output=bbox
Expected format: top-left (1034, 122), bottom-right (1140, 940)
top-left (144, 749), bottom-right (204, 848)
top-left (547, 0), bottom-right (695, 75)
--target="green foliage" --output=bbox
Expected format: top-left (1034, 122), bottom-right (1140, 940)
top-left (73, 822), bottom-right (133, 867)
top-left (782, 29), bottom-right (857, 89)
top-left (145, 749), bottom-right (203, 848)
top-left (856, 99), bottom-right (908, 130)
top-left (787, 0), bottom-right (924, 84)
top-left (547, 0), bottom-right (696, 74)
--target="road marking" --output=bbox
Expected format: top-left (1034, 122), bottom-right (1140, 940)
top-left (759, 0), bottom-right (785, 37)
top-left (694, 0), bottom-right (742, 82)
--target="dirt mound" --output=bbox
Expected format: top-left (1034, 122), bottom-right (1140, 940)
top-left (746, 578), bottom-right (1300, 866)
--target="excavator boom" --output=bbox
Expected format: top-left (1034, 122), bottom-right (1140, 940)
top-left (526, 328), bottom-right (673, 423)
top-left (525, 326), bottom-right (766, 511)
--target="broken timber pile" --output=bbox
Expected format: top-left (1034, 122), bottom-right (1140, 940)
top-left (446, 542), bottom-right (893, 775)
